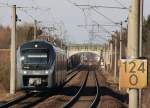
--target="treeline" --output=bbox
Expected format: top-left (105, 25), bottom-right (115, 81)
top-left (117, 15), bottom-right (150, 83)
top-left (110, 15), bottom-right (150, 57)
top-left (0, 23), bottom-right (66, 49)
top-left (0, 26), bottom-right (11, 49)
top-left (143, 16), bottom-right (150, 57)
top-left (0, 23), bottom-right (43, 49)
top-left (105, 15), bottom-right (150, 83)
top-left (143, 16), bottom-right (150, 84)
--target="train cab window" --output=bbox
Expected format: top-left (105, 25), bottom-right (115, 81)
top-left (21, 49), bottom-right (51, 70)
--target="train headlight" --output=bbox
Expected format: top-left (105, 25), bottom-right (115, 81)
top-left (45, 71), bottom-right (49, 74)
top-left (20, 56), bottom-right (25, 61)
top-left (24, 71), bottom-right (27, 74)
top-left (35, 44), bottom-right (38, 48)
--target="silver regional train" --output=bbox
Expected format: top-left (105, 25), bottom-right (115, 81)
top-left (17, 40), bottom-right (67, 90)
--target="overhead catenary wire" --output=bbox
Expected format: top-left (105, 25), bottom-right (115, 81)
top-left (78, 24), bottom-right (120, 27)
top-left (66, 0), bottom-right (128, 10)
top-left (18, 6), bottom-right (51, 23)
top-left (90, 5), bottom-right (128, 9)
top-left (0, 2), bottom-right (51, 10)
top-left (0, 2), bottom-right (8, 5)
top-left (78, 24), bottom-right (112, 35)
top-left (82, 8), bottom-right (89, 28)
top-left (77, 19), bottom-right (113, 43)
top-left (95, 36), bottom-right (109, 41)
top-left (66, 0), bottom-right (126, 36)
top-left (119, 0), bottom-right (130, 6)
top-left (66, 0), bottom-right (75, 5)
top-left (0, 1), bottom-right (60, 26)
top-left (88, 17), bottom-right (117, 39)
top-left (92, 8), bottom-right (117, 24)
top-left (77, 10), bottom-right (114, 36)
top-left (17, 6), bottom-right (51, 11)
top-left (31, 0), bottom-right (40, 8)
top-left (113, 0), bottom-right (127, 8)
top-left (73, 3), bottom-right (120, 25)
top-left (66, 0), bottom-right (121, 27)
top-left (93, 21), bottom-right (112, 35)
top-left (20, 8), bottom-right (66, 37)
top-left (0, 2), bottom-right (11, 7)
top-left (0, 1), bottom-right (67, 46)
top-left (74, 4), bottom-right (128, 10)
top-left (19, 8), bottom-right (36, 20)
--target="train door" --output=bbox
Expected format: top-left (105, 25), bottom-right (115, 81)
top-left (61, 55), bottom-right (65, 84)
top-left (60, 54), bottom-right (63, 84)
top-left (60, 54), bottom-right (63, 85)
top-left (64, 55), bottom-right (67, 81)
top-left (57, 53), bottom-right (61, 86)
top-left (55, 54), bottom-right (59, 86)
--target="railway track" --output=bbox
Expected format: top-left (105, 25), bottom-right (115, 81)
top-left (0, 69), bottom-right (81, 108)
top-left (62, 69), bottom-right (100, 108)
top-left (64, 70), bottom-right (80, 85)
top-left (89, 71), bottom-right (100, 108)
top-left (0, 91), bottom-right (56, 108)
top-left (64, 66), bottom-right (84, 86)
top-left (0, 92), bottom-right (35, 108)
top-left (62, 70), bottom-right (89, 108)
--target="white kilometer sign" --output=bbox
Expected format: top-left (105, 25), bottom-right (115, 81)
top-left (119, 59), bottom-right (148, 88)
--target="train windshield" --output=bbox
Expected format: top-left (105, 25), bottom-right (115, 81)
top-left (21, 49), bottom-right (50, 70)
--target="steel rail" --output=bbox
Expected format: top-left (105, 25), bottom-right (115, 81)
top-left (63, 71), bottom-right (89, 108)
top-left (0, 92), bottom-right (35, 108)
top-left (21, 91), bottom-right (54, 108)
top-left (89, 71), bottom-right (100, 108)
top-left (0, 68), bottom-right (80, 108)
top-left (64, 71), bottom-right (80, 85)
top-left (66, 65), bottom-right (80, 76)
top-left (0, 91), bottom-right (52, 108)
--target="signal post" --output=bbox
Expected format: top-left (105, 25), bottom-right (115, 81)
top-left (10, 5), bottom-right (16, 94)
top-left (119, 0), bottom-right (147, 108)
top-left (128, 0), bottom-right (140, 107)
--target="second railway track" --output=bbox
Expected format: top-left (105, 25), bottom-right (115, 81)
top-left (0, 68), bottom-right (81, 108)
top-left (0, 91), bottom-right (57, 108)
top-left (63, 69), bottom-right (101, 108)
top-left (0, 68), bottom-right (103, 108)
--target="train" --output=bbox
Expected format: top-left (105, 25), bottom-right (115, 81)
top-left (16, 40), bottom-right (67, 90)
top-left (80, 53), bottom-right (100, 66)
top-left (80, 54), bottom-right (88, 65)
top-left (67, 54), bottom-right (81, 70)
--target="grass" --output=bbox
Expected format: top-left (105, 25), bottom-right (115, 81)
top-left (0, 51), bottom-right (10, 91)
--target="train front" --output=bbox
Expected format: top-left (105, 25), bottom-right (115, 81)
top-left (17, 41), bottom-right (55, 90)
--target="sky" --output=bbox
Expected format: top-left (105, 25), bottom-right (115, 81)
top-left (0, 0), bottom-right (150, 44)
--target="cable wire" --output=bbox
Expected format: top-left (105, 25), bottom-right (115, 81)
top-left (0, 2), bottom-right (11, 7)
top-left (74, 4), bottom-right (128, 10)
top-left (113, 0), bottom-right (127, 8)
top-left (19, 8), bottom-right (36, 20)
top-left (92, 8), bottom-right (117, 24)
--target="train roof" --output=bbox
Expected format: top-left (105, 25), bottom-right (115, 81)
top-left (53, 46), bottom-right (66, 54)
top-left (19, 40), bottom-right (66, 54)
